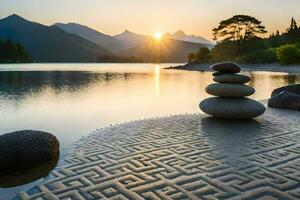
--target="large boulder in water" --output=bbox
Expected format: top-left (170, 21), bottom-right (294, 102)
top-left (271, 84), bottom-right (300, 96)
top-left (0, 130), bottom-right (59, 175)
top-left (268, 91), bottom-right (300, 111)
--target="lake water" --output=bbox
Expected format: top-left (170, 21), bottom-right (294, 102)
top-left (0, 63), bottom-right (300, 199)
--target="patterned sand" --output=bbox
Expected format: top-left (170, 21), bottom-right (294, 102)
top-left (17, 108), bottom-right (300, 200)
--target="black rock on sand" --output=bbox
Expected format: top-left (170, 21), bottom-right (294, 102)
top-left (0, 130), bottom-right (59, 175)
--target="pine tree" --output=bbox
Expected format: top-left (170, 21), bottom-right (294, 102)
top-left (284, 17), bottom-right (300, 43)
top-left (276, 30), bottom-right (280, 37)
top-left (287, 17), bottom-right (298, 33)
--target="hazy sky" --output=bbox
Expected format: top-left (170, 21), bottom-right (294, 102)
top-left (1, 0), bottom-right (300, 40)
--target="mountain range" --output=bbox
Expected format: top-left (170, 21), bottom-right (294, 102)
top-left (54, 23), bottom-right (127, 52)
top-left (113, 30), bottom-right (153, 50)
top-left (165, 30), bottom-right (214, 45)
top-left (0, 14), bottom-right (110, 62)
top-left (0, 14), bottom-right (214, 62)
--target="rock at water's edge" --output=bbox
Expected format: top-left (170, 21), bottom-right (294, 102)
top-left (200, 97), bottom-right (266, 119)
top-left (271, 84), bottom-right (300, 97)
top-left (213, 74), bottom-right (251, 84)
top-left (0, 130), bottom-right (60, 175)
top-left (211, 62), bottom-right (241, 73)
top-left (206, 83), bottom-right (255, 97)
top-left (268, 91), bottom-right (300, 111)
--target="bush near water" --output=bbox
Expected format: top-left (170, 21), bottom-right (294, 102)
top-left (188, 16), bottom-right (300, 65)
top-left (277, 44), bottom-right (300, 64)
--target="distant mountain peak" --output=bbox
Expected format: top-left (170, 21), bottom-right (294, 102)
top-left (0, 14), bottom-right (35, 26)
top-left (9, 14), bottom-right (22, 18)
top-left (166, 30), bottom-right (214, 45)
top-left (0, 14), bottom-right (111, 62)
top-left (114, 30), bottom-right (151, 49)
top-left (117, 30), bottom-right (141, 37)
top-left (120, 30), bottom-right (131, 35)
top-left (54, 22), bottom-right (126, 52)
top-left (173, 30), bottom-right (185, 36)
top-left (3, 14), bottom-right (26, 21)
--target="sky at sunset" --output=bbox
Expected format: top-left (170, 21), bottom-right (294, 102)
top-left (1, 0), bottom-right (300, 40)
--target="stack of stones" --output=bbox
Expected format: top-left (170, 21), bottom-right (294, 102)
top-left (200, 62), bottom-right (266, 120)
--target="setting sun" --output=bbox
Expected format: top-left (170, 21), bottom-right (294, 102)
top-left (154, 32), bottom-right (162, 40)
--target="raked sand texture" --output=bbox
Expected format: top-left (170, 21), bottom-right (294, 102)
top-left (17, 108), bottom-right (300, 200)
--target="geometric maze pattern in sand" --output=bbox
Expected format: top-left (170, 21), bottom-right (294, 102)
top-left (17, 108), bottom-right (300, 199)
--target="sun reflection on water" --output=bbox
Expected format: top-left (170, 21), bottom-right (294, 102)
top-left (155, 65), bottom-right (160, 96)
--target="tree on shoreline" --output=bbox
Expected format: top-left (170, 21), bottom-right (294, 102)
top-left (188, 47), bottom-right (210, 63)
top-left (212, 15), bottom-right (267, 56)
top-left (189, 15), bottom-right (300, 65)
top-left (212, 15), bottom-right (267, 42)
top-left (0, 39), bottom-right (30, 63)
top-left (287, 18), bottom-right (298, 33)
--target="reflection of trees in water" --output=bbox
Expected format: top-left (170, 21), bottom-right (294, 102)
top-left (0, 71), bottom-right (140, 101)
top-left (269, 74), bottom-right (300, 85)
top-left (248, 72), bottom-right (300, 87)
top-left (285, 74), bottom-right (298, 84)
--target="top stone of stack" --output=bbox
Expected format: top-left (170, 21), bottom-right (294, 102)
top-left (210, 62), bottom-right (241, 73)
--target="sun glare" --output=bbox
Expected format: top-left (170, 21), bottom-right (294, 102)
top-left (154, 32), bottom-right (162, 40)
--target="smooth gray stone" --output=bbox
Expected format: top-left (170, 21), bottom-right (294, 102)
top-left (0, 130), bottom-right (60, 175)
top-left (199, 97), bottom-right (266, 119)
top-left (206, 83), bottom-right (255, 97)
top-left (214, 74), bottom-right (251, 84)
top-left (212, 71), bottom-right (235, 76)
top-left (211, 62), bottom-right (241, 73)
top-left (268, 91), bottom-right (300, 111)
top-left (271, 84), bottom-right (300, 97)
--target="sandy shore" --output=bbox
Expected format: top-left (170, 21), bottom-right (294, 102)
top-left (166, 63), bottom-right (300, 73)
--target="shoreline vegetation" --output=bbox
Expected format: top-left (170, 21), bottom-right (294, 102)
top-left (169, 15), bottom-right (300, 73)
top-left (166, 63), bottom-right (300, 73)
top-left (0, 39), bottom-right (30, 63)
top-left (187, 15), bottom-right (300, 66)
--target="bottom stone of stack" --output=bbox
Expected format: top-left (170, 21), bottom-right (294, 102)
top-left (199, 97), bottom-right (266, 119)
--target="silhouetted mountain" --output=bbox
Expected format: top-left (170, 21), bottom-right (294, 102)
top-left (0, 14), bottom-right (213, 63)
top-left (54, 23), bottom-right (127, 52)
top-left (121, 37), bottom-right (207, 62)
top-left (114, 30), bottom-right (152, 49)
top-left (165, 30), bottom-right (214, 46)
top-left (0, 14), bottom-right (111, 62)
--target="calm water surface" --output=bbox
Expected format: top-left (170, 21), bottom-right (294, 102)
top-left (0, 63), bottom-right (300, 199)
